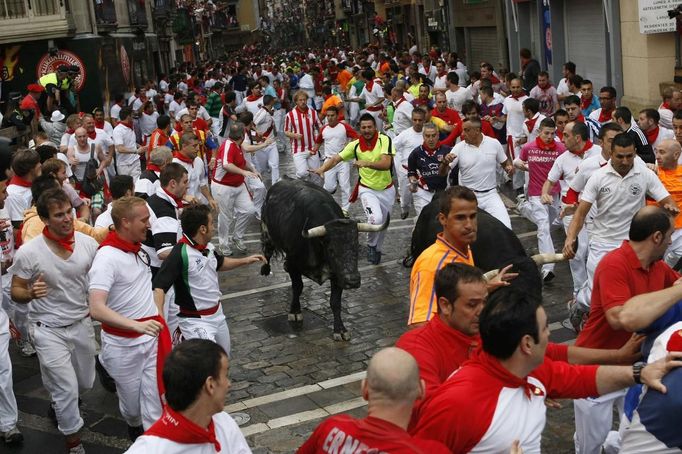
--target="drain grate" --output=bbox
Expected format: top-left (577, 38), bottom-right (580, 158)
top-left (253, 309), bottom-right (327, 337)
top-left (230, 412), bottom-right (251, 426)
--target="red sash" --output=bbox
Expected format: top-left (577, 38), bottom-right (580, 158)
top-left (102, 315), bottom-right (172, 406)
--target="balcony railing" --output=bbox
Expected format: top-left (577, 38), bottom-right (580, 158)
top-left (127, 0), bottom-right (147, 27)
top-left (94, 0), bottom-right (117, 25)
top-left (0, 0), bottom-right (62, 20)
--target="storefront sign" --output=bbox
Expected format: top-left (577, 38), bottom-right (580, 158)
top-left (120, 45), bottom-right (131, 85)
top-left (638, 0), bottom-right (678, 34)
top-left (36, 49), bottom-right (86, 92)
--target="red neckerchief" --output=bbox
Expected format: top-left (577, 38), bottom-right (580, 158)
top-left (9, 176), bottom-right (32, 187)
top-left (572, 140), bottom-right (593, 157)
top-left (144, 406), bottom-right (221, 451)
top-left (173, 152), bottom-right (194, 166)
top-left (365, 78), bottom-right (377, 92)
top-left (179, 234), bottom-right (207, 252)
top-left (87, 130), bottom-right (97, 140)
top-left (246, 94), bottom-right (260, 102)
top-left (535, 137), bottom-right (557, 151)
top-left (556, 130), bottom-right (564, 141)
top-left (296, 106), bottom-right (308, 114)
top-left (575, 114), bottom-right (586, 124)
top-left (489, 74), bottom-right (501, 84)
top-left (525, 115), bottom-right (539, 133)
top-left (422, 143), bottom-right (438, 156)
top-left (65, 128), bottom-right (75, 135)
top-left (147, 163), bottom-right (162, 172)
top-left (42, 226), bottom-right (75, 253)
top-left (598, 108), bottom-right (613, 123)
top-left (394, 96), bottom-right (406, 108)
top-left (580, 95), bottom-right (592, 111)
top-left (469, 350), bottom-right (545, 399)
top-left (98, 230), bottom-right (141, 253)
top-left (661, 102), bottom-right (672, 111)
top-left (120, 120), bottom-right (134, 129)
top-left (163, 188), bottom-right (185, 208)
top-left (511, 92), bottom-right (525, 100)
top-left (358, 132), bottom-right (379, 152)
top-left (94, 120), bottom-right (105, 129)
top-left (645, 126), bottom-right (660, 146)
top-left (438, 70), bottom-right (447, 78)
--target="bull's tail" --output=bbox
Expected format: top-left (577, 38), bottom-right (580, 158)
top-left (260, 222), bottom-right (274, 276)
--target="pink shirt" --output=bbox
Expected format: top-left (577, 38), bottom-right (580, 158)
top-left (519, 139), bottom-right (566, 196)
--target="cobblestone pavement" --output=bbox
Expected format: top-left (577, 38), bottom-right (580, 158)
top-left (6, 149), bottom-right (586, 453)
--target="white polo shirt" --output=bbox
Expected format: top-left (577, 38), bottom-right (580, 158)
top-left (394, 127), bottom-right (424, 165)
top-left (392, 98), bottom-right (414, 136)
top-left (112, 123), bottom-right (140, 166)
top-left (173, 156), bottom-right (207, 200)
top-left (502, 95), bottom-right (528, 139)
top-left (547, 145), bottom-right (602, 196)
top-left (89, 244), bottom-right (158, 346)
top-left (450, 136), bottom-right (508, 191)
top-left (445, 86), bottom-right (473, 113)
top-left (580, 162), bottom-right (670, 243)
top-left (6, 183), bottom-right (33, 223)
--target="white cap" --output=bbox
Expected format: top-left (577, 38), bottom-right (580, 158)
top-left (50, 110), bottom-right (65, 122)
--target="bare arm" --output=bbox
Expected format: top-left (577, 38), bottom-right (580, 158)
top-left (596, 354), bottom-right (682, 395)
top-left (89, 289), bottom-right (163, 336)
top-left (356, 154), bottom-right (392, 171)
top-left (153, 288), bottom-right (165, 315)
top-left (540, 179), bottom-right (557, 204)
top-left (563, 200), bottom-right (592, 259)
top-left (11, 274), bottom-right (47, 304)
top-left (219, 254), bottom-right (266, 271)
top-left (312, 154), bottom-right (342, 177)
top-left (618, 279), bottom-right (682, 331)
top-left (567, 334), bottom-right (644, 365)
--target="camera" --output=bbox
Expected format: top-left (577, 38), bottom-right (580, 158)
top-left (667, 4), bottom-right (682, 19)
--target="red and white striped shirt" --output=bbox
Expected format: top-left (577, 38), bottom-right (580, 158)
top-left (285, 106), bottom-right (321, 154)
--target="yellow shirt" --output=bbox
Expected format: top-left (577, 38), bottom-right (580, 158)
top-left (408, 233), bottom-right (474, 325)
top-left (339, 133), bottom-right (394, 191)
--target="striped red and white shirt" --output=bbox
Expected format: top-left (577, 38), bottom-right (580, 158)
top-left (285, 106), bottom-right (321, 154)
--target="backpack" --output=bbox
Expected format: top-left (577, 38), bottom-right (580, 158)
top-left (79, 143), bottom-right (104, 197)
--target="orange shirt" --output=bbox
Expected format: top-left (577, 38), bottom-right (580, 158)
top-left (657, 166), bottom-right (682, 228)
top-left (337, 69), bottom-right (353, 93)
top-left (321, 95), bottom-right (345, 120)
top-left (408, 233), bottom-right (474, 325)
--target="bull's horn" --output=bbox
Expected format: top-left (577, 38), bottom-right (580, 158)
top-left (302, 225), bottom-right (327, 238)
top-left (530, 253), bottom-right (566, 265)
top-left (483, 269), bottom-right (500, 281)
top-left (357, 215), bottom-right (390, 233)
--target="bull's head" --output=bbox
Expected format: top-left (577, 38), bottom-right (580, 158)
top-left (302, 216), bottom-right (390, 289)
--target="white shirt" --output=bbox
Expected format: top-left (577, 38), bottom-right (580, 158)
top-left (450, 136), bottom-right (508, 191)
top-left (112, 123), bottom-right (140, 166)
top-left (649, 126), bottom-right (675, 150)
top-left (445, 86), bottom-right (473, 113)
top-left (169, 101), bottom-right (185, 120)
top-left (68, 128), bottom-right (112, 156)
top-left (140, 112), bottom-right (160, 138)
top-left (361, 80), bottom-right (385, 108)
top-left (557, 78), bottom-right (570, 98)
top-left (175, 106), bottom-right (211, 122)
top-left (394, 127), bottom-right (424, 165)
top-left (581, 161), bottom-right (670, 243)
top-left (253, 107), bottom-right (274, 136)
top-left (521, 113), bottom-right (546, 143)
top-left (95, 204), bottom-right (113, 228)
top-left (173, 156), bottom-right (207, 201)
top-left (298, 73), bottom-right (316, 100)
top-left (318, 122), bottom-right (356, 157)
top-left (547, 146), bottom-right (601, 196)
top-left (658, 103), bottom-right (674, 130)
top-left (159, 80), bottom-right (169, 93)
top-left (5, 183), bottom-right (32, 223)
top-left (177, 81), bottom-right (188, 94)
top-left (236, 96), bottom-right (263, 117)
top-left (392, 98), bottom-right (414, 136)
top-left (433, 73), bottom-right (448, 91)
top-left (110, 103), bottom-right (122, 121)
top-left (502, 95), bottom-right (529, 138)
top-left (89, 244), bottom-right (158, 346)
top-left (10, 233), bottom-right (98, 326)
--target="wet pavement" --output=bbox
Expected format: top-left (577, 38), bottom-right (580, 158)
top-left (5, 149), bottom-right (587, 453)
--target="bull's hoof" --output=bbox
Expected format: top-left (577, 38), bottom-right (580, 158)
top-left (333, 331), bottom-right (351, 341)
top-left (288, 313), bottom-right (303, 322)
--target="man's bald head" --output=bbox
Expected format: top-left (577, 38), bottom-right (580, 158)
top-left (365, 347), bottom-right (421, 403)
top-left (629, 206), bottom-right (673, 243)
top-left (654, 138), bottom-right (682, 170)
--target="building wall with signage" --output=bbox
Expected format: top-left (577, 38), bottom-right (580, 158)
top-left (449, 0), bottom-right (508, 71)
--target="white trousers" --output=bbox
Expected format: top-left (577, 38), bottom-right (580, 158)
top-left (519, 195), bottom-right (560, 272)
top-left (254, 142), bottom-right (280, 184)
top-left (323, 159), bottom-right (351, 212)
top-left (562, 214), bottom-right (590, 297)
top-left (210, 116), bottom-right (222, 138)
top-left (476, 190), bottom-right (511, 229)
top-left (0, 308), bottom-right (17, 432)
top-left (574, 390), bottom-right (626, 454)
top-left (395, 163), bottom-right (412, 212)
top-left (29, 317), bottom-right (96, 435)
top-left (245, 176), bottom-right (266, 219)
top-left (273, 109), bottom-right (286, 151)
top-left (293, 151), bottom-right (322, 185)
top-left (213, 182), bottom-right (256, 248)
top-left (2, 274), bottom-right (28, 340)
top-left (664, 228), bottom-right (682, 268)
top-left (414, 187), bottom-right (435, 218)
top-left (179, 314), bottom-right (231, 357)
top-left (100, 338), bottom-right (160, 429)
top-left (576, 239), bottom-right (621, 310)
top-left (116, 161), bottom-right (141, 182)
top-left (359, 185), bottom-right (395, 251)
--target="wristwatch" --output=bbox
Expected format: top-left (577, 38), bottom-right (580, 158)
top-left (632, 362), bottom-right (645, 385)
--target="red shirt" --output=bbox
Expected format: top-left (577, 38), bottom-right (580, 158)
top-left (213, 140), bottom-right (246, 187)
top-left (431, 107), bottom-right (462, 128)
top-left (576, 240), bottom-right (680, 349)
top-left (19, 95), bottom-right (39, 119)
top-left (297, 415), bottom-right (450, 454)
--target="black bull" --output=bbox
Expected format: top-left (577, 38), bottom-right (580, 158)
top-left (405, 192), bottom-right (548, 296)
top-left (259, 178), bottom-right (388, 341)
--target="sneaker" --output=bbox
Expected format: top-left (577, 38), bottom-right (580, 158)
top-left (542, 270), bottom-right (555, 283)
top-left (2, 426), bottom-right (23, 445)
top-left (400, 208), bottom-right (410, 220)
top-left (128, 424), bottom-right (144, 442)
top-left (232, 238), bottom-right (247, 254)
top-left (218, 246), bottom-right (233, 257)
top-left (95, 356), bottom-right (117, 393)
top-left (341, 209), bottom-right (350, 219)
top-left (16, 339), bottom-right (36, 357)
top-left (68, 444), bottom-right (86, 454)
top-left (367, 246), bottom-right (382, 265)
top-left (566, 298), bottom-right (589, 333)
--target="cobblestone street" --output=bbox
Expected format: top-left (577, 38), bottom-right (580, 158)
top-left (6, 151), bottom-right (586, 453)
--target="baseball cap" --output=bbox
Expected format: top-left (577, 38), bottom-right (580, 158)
top-left (27, 83), bottom-right (45, 93)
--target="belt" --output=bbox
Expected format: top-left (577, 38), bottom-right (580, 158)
top-left (36, 316), bottom-right (88, 329)
top-left (179, 304), bottom-right (221, 317)
top-left (360, 181), bottom-right (394, 190)
top-left (366, 105), bottom-right (383, 112)
top-left (473, 188), bottom-right (496, 193)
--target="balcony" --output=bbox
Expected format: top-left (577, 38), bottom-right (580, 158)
top-left (0, 0), bottom-right (72, 44)
top-left (153, 0), bottom-right (174, 20)
top-left (213, 8), bottom-right (239, 31)
top-left (94, 0), bottom-right (117, 31)
top-left (127, 0), bottom-right (147, 28)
